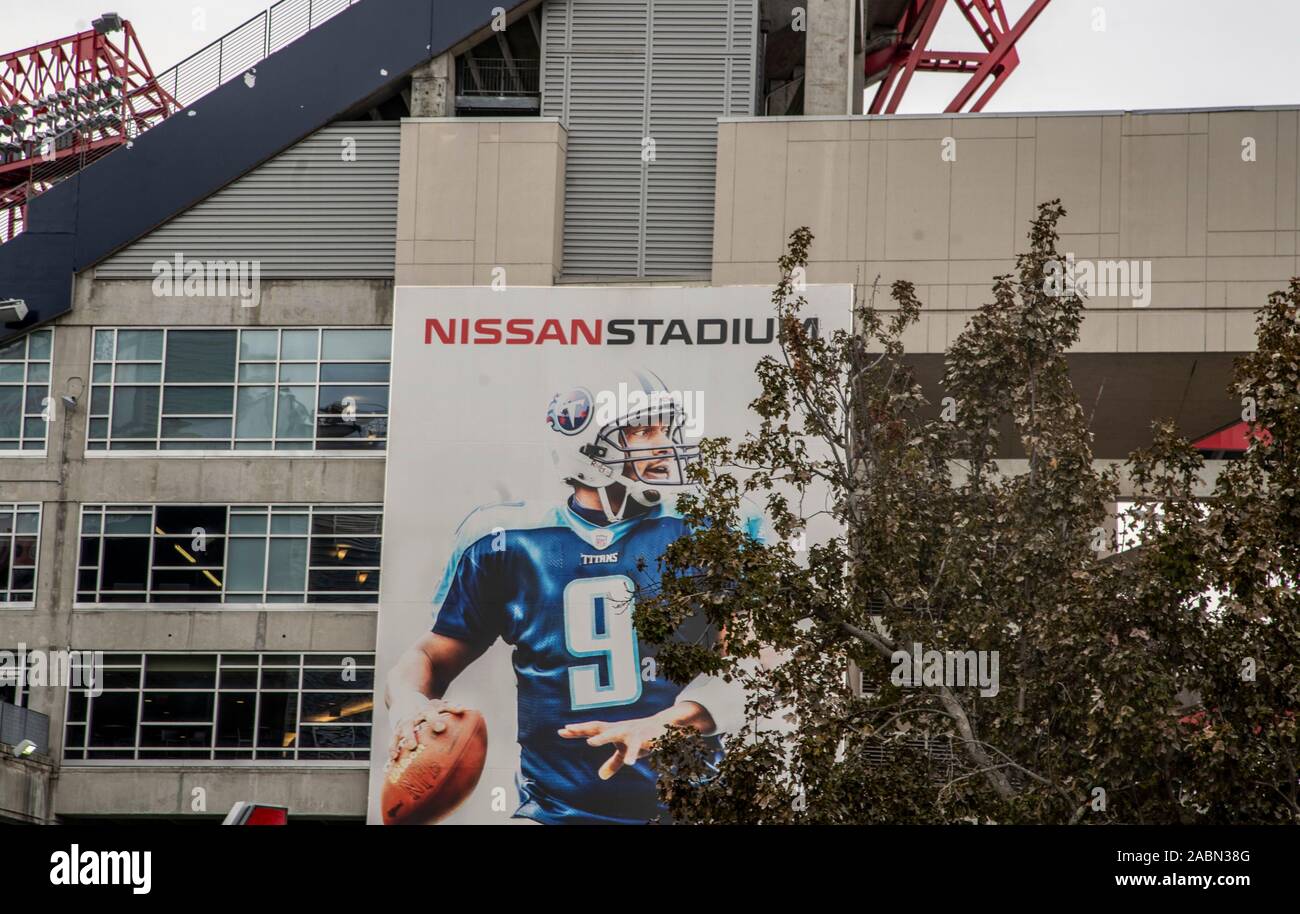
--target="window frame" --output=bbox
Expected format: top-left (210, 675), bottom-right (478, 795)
top-left (85, 326), bottom-right (391, 457)
top-left (0, 503), bottom-right (42, 608)
top-left (61, 651), bottom-right (376, 766)
top-left (0, 328), bottom-right (54, 457)
top-left (75, 503), bottom-right (382, 609)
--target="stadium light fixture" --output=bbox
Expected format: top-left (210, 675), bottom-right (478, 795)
top-left (93, 13), bottom-right (124, 35)
top-left (0, 299), bottom-right (30, 323)
top-left (13, 739), bottom-right (37, 758)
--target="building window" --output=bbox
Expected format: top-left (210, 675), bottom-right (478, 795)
top-left (62, 652), bottom-right (375, 761)
top-left (87, 327), bottom-right (390, 453)
top-left (0, 504), bottom-right (41, 605)
top-left (0, 329), bottom-right (53, 453)
top-left (0, 649), bottom-right (30, 707)
top-left (77, 505), bottom-right (381, 605)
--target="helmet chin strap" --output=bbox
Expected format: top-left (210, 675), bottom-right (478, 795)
top-left (594, 480), bottom-right (661, 524)
top-left (596, 483), bottom-right (628, 523)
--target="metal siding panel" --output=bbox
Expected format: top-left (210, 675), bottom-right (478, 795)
top-left (96, 122), bottom-right (399, 279)
top-left (544, 0), bottom-right (756, 278)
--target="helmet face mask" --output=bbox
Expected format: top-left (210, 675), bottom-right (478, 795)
top-left (548, 372), bottom-right (701, 522)
top-left (590, 414), bottom-right (700, 489)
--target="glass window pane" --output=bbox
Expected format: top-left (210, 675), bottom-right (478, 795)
top-left (321, 329), bottom-right (391, 361)
top-left (161, 417), bottom-right (231, 440)
top-left (81, 513), bottom-right (102, 534)
top-left (312, 513), bottom-right (382, 536)
top-left (88, 692), bottom-right (138, 747)
top-left (300, 693), bottom-right (372, 723)
top-left (235, 387), bottom-right (276, 440)
top-left (116, 329), bottom-right (164, 361)
top-left (115, 364), bottom-right (162, 384)
top-left (110, 387), bottom-right (160, 440)
top-left (0, 388), bottom-right (20, 437)
top-left (144, 655), bottom-right (217, 689)
top-left (100, 538), bottom-right (151, 592)
top-left (104, 512), bottom-right (152, 534)
top-left (150, 568), bottom-right (223, 595)
top-left (304, 668), bottom-right (375, 690)
top-left (239, 330), bottom-right (278, 361)
top-left (216, 693), bottom-right (257, 747)
top-left (279, 363), bottom-right (315, 383)
top-left (26, 362), bottom-right (50, 383)
top-left (24, 386), bottom-right (47, 414)
top-left (267, 538), bottom-right (307, 591)
top-left (16, 512), bottom-right (37, 534)
top-left (311, 537), bottom-right (380, 567)
top-left (90, 386), bottom-right (111, 415)
top-left (238, 363), bottom-right (276, 383)
top-left (153, 534), bottom-right (225, 568)
top-left (309, 569), bottom-right (378, 593)
top-left (91, 364), bottom-right (113, 385)
top-left (27, 331), bottom-right (52, 360)
top-left (270, 514), bottom-right (308, 534)
top-left (229, 514), bottom-right (267, 535)
top-left (12, 536), bottom-right (36, 565)
top-left (318, 386), bottom-right (388, 415)
top-left (257, 692), bottom-right (298, 749)
top-left (23, 418), bottom-right (47, 441)
top-left (163, 386), bottom-right (234, 415)
top-left (93, 330), bottom-right (115, 361)
top-left (165, 330), bottom-right (236, 382)
top-left (156, 505), bottom-right (227, 536)
top-left (141, 691), bottom-right (214, 722)
top-left (319, 362), bottom-right (390, 383)
top-left (281, 330), bottom-right (318, 361)
top-left (0, 364), bottom-right (23, 381)
top-left (227, 538), bottom-right (267, 593)
top-left (275, 387), bottom-right (315, 439)
top-left (0, 337), bottom-right (26, 360)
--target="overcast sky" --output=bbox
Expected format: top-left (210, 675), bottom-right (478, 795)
top-left (0, 0), bottom-right (1294, 114)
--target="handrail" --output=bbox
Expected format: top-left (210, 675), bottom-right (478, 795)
top-left (152, 0), bottom-right (364, 115)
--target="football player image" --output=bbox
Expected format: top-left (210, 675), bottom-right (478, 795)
top-left (383, 369), bottom-right (754, 825)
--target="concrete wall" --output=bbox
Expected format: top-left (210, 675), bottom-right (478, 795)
top-left (0, 276), bottom-right (390, 819)
top-left (54, 766), bottom-right (368, 819)
top-left (0, 753), bottom-right (56, 823)
top-left (395, 118), bottom-right (567, 286)
top-left (713, 109), bottom-right (1300, 354)
top-left (804, 0), bottom-right (862, 116)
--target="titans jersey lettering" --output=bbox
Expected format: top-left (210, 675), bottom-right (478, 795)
top-left (432, 499), bottom-right (754, 825)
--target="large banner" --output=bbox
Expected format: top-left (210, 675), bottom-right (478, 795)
top-left (367, 285), bottom-right (851, 825)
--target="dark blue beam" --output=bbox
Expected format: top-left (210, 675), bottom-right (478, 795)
top-left (0, 0), bottom-right (524, 343)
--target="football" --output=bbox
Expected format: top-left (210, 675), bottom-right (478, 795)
top-left (381, 707), bottom-right (488, 825)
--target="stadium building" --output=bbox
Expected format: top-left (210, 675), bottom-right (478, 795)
top-left (0, 0), bottom-right (1286, 822)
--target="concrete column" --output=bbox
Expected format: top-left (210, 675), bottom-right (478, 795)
top-left (409, 53), bottom-right (455, 118)
top-left (805, 0), bottom-right (863, 115)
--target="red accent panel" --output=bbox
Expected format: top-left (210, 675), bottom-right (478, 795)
top-left (243, 805), bottom-right (290, 826)
top-left (1192, 421), bottom-right (1272, 453)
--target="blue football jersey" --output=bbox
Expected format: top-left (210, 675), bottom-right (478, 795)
top-left (431, 497), bottom-right (761, 825)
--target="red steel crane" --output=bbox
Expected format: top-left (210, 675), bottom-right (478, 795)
top-left (0, 14), bottom-right (178, 241)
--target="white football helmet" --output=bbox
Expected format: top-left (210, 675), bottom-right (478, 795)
top-left (546, 369), bottom-right (700, 522)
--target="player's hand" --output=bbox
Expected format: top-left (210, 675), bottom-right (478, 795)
top-left (557, 715), bottom-right (670, 780)
top-left (388, 697), bottom-right (466, 762)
